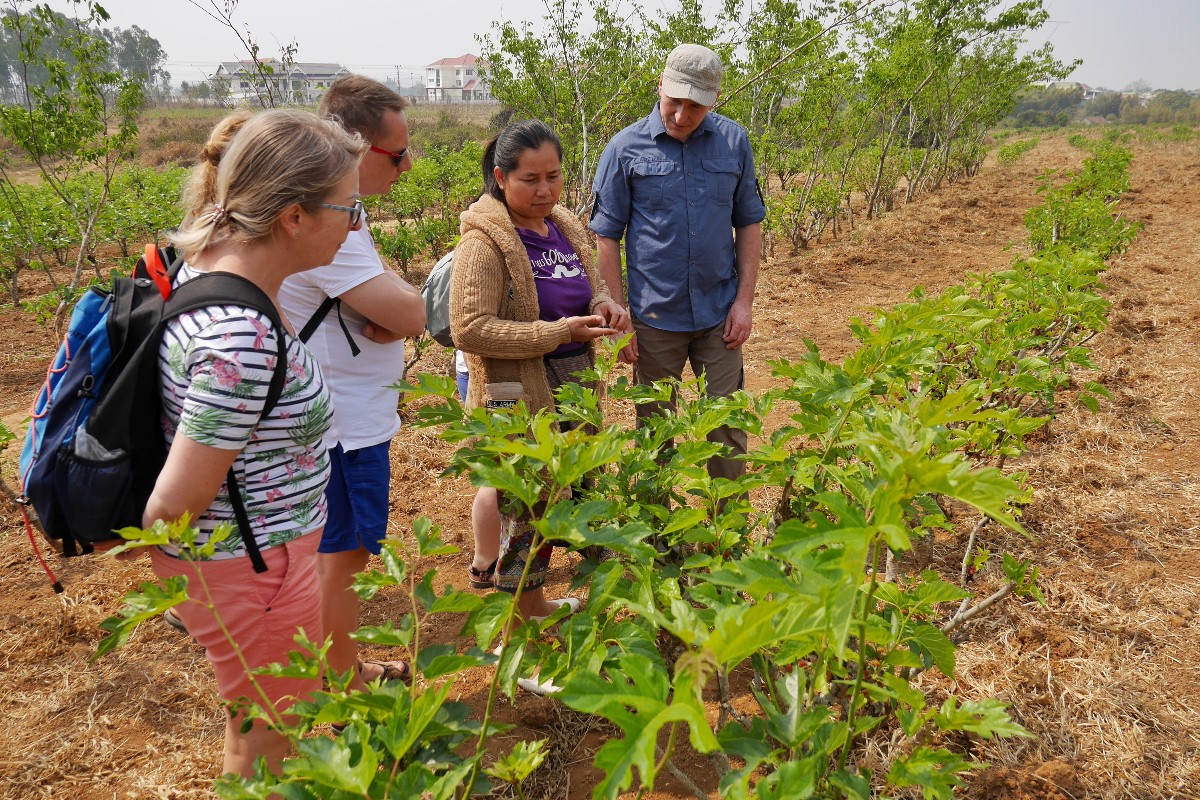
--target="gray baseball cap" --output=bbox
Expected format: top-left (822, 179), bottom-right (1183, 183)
top-left (661, 43), bottom-right (722, 107)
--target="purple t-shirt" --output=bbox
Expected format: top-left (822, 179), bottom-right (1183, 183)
top-left (517, 220), bottom-right (592, 355)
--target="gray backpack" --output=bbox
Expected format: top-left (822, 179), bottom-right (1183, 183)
top-left (421, 250), bottom-right (455, 347)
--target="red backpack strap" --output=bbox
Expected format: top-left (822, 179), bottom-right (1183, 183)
top-left (143, 243), bottom-right (171, 299)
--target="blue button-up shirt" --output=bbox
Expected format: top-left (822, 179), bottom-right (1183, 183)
top-left (589, 104), bottom-right (766, 332)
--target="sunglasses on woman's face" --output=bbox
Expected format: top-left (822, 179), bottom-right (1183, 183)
top-left (319, 198), bottom-right (365, 228)
top-left (370, 144), bottom-right (408, 168)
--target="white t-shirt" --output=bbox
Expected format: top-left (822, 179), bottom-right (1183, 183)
top-left (279, 222), bottom-right (406, 451)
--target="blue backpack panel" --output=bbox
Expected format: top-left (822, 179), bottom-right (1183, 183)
top-left (18, 247), bottom-right (287, 568)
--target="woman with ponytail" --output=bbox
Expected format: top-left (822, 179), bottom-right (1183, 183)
top-left (145, 109), bottom-right (365, 775)
top-left (450, 119), bottom-right (630, 693)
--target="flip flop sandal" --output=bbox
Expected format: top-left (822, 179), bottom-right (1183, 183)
top-left (359, 658), bottom-right (411, 684)
top-left (518, 672), bottom-right (563, 696)
top-left (162, 608), bottom-right (188, 634)
top-left (468, 558), bottom-right (498, 589)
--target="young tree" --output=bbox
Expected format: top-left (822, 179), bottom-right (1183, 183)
top-left (479, 0), bottom-right (660, 211)
top-left (0, 0), bottom-right (144, 319)
top-left (187, 0), bottom-right (297, 108)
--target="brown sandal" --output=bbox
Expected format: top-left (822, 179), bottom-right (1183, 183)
top-left (359, 658), bottom-right (411, 684)
top-left (468, 559), bottom-right (497, 589)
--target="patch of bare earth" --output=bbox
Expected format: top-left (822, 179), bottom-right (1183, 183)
top-left (1, 133), bottom-right (1197, 799)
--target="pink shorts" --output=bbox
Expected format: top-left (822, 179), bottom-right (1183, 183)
top-left (151, 531), bottom-right (323, 717)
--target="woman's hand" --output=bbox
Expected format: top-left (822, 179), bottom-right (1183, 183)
top-left (566, 314), bottom-right (618, 342)
top-left (593, 300), bottom-right (631, 333)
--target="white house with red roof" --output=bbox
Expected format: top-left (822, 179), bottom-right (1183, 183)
top-left (425, 54), bottom-right (491, 103)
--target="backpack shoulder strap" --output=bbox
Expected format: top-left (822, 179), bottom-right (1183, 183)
top-left (166, 273), bottom-right (289, 416)
top-left (296, 295), bottom-right (362, 357)
top-left (165, 273), bottom-right (291, 576)
top-left (298, 295), bottom-right (337, 343)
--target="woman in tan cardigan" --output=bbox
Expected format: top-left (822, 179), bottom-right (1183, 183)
top-left (450, 120), bottom-right (629, 644)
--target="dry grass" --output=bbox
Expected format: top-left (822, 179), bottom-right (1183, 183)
top-left (2, 134), bottom-right (1199, 799)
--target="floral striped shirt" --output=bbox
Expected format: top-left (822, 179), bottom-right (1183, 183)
top-left (157, 272), bottom-right (332, 559)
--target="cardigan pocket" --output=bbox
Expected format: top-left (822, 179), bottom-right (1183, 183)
top-left (483, 381), bottom-right (527, 410)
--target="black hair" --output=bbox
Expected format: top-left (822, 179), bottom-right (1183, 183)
top-left (482, 119), bottom-right (563, 203)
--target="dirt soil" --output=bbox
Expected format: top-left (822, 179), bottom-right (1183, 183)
top-left (1, 132), bottom-right (1198, 799)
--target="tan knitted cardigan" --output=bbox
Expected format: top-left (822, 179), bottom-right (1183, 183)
top-left (450, 194), bottom-right (613, 413)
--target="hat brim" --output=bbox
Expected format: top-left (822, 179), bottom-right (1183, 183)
top-left (660, 76), bottom-right (717, 108)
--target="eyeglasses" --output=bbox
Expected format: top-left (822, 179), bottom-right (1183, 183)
top-left (369, 144), bottom-right (408, 168)
top-left (320, 198), bottom-right (365, 228)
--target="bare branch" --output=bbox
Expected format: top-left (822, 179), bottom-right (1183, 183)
top-left (942, 581), bottom-right (1013, 635)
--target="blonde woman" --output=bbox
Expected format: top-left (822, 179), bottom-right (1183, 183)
top-left (145, 109), bottom-right (365, 776)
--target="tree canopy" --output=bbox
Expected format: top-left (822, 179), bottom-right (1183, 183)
top-left (0, 3), bottom-right (170, 103)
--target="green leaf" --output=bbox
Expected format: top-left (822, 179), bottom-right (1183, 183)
top-left (352, 618), bottom-right (414, 649)
top-left (904, 620), bottom-right (957, 676)
top-left (429, 586), bottom-right (485, 615)
top-left (285, 730), bottom-right (379, 792)
top-left (663, 506), bottom-right (708, 535)
top-left (754, 757), bottom-right (819, 798)
top-left (486, 739), bottom-right (548, 784)
top-left (887, 746), bottom-right (977, 800)
top-left (559, 653), bottom-right (718, 799)
top-left (413, 516), bottom-right (459, 557)
top-left (461, 591), bottom-right (513, 650)
top-left (934, 697), bottom-right (1031, 740)
top-left (416, 643), bottom-right (496, 680)
top-left (94, 576), bottom-right (188, 661)
top-left (373, 681), bottom-right (455, 763)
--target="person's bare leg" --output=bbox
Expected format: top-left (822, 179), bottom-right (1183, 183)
top-left (471, 487), bottom-right (501, 574)
top-left (517, 586), bottom-right (562, 619)
top-left (318, 548), bottom-right (372, 692)
top-left (223, 715), bottom-right (291, 777)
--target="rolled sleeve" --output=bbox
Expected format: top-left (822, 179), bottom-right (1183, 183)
top-left (731, 134), bottom-right (767, 228)
top-left (588, 145), bottom-right (630, 240)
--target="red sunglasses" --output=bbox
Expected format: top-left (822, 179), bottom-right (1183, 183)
top-left (370, 144), bottom-right (408, 167)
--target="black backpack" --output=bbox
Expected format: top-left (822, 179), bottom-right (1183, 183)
top-left (18, 246), bottom-right (291, 586)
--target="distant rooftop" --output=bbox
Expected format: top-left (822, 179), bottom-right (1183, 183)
top-left (427, 54), bottom-right (478, 67)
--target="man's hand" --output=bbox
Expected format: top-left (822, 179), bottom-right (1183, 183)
top-left (594, 299), bottom-right (632, 333)
top-left (723, 298), bottom-right (753, 350)
top-left (618, 331), bottom-right (639, 364)
top-left (361, 322), bottom-right (405, 344)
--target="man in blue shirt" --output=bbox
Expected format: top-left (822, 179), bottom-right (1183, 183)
top-left (590, 43), bottom-right (766, 481)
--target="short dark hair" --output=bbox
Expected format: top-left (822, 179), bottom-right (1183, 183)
top-left (482, 119), bottom-right (563, 203)
top-left (319, 75), bottom-right (409, 141)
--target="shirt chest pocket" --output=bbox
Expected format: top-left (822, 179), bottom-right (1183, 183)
top-left (703, 158), bottom-right (740, 206)
top-left (630, 159), bottom-right (674, 211)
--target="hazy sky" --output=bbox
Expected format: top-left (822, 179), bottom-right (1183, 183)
top-left (62, 0), bottom-right (1200, 91)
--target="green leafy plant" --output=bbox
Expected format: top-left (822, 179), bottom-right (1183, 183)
top-left (95, 69), bottom-right (1138, 800)
top-left (997, 137), bottom-right (1039, 168)
top-left (0, 0), bottom-right (144, 324)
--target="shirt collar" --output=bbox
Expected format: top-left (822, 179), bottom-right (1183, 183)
top-left (648, 101), bottom-right (714, 143)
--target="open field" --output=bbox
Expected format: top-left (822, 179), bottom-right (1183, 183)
top-left (0, 131), bottom-right (1197, 799)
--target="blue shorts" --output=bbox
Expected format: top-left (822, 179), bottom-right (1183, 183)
top-left (319, 441), bottom-right (391, 554)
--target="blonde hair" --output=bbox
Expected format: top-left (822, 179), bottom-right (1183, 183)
top-left (173, 109), bottom-right (366, 257)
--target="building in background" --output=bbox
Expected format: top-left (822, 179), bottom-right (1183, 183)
top-left (211, 60), bottom-right (351, 105)
top-left (425, 54), bottom-right (491, 103)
